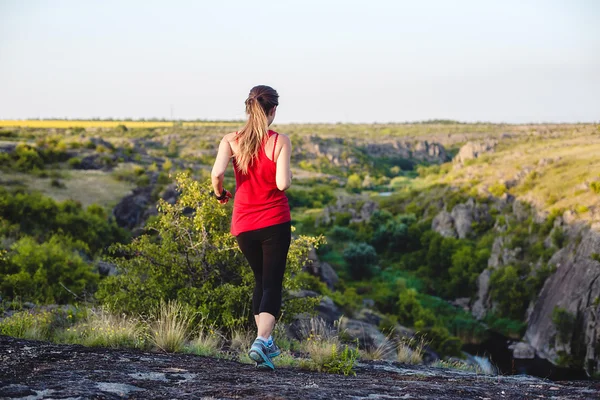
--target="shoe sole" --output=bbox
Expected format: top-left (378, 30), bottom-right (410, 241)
top-left (249, 348), bottom-right (274, 370)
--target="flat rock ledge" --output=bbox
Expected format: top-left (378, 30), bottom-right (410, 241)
top-left (1, 336), bottom-right (598, 400)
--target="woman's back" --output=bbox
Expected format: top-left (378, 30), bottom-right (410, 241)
top-left (230, 130), bottom-right (290, 235)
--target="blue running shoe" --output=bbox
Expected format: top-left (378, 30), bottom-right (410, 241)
top-left (248, 338), bottom-right (274, 370)
top-left (265, 339), bottom-right (281, 359)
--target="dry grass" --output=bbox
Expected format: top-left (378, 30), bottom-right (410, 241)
top-left (396, 336), bottom-right (426, 365)
top-left (58, 308), bottom-right (147, 349)
top-left (149, 300), bottom-right (193, 353)
top-left (438, 129), bottom-right (600, 222)
top-left (229, 329), bottom-right (255, 354)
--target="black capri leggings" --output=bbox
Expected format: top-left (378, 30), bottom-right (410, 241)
top-left (236, 221), bottom-right (291, 317)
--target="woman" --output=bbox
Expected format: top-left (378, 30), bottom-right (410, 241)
top-left (211, 85), bottom-right (292, 370)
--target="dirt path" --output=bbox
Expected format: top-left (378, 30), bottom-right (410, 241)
top-left (1, 336), bottom-right (598, 399)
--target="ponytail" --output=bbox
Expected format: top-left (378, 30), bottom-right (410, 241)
top-left (236, 85), bottom-right (279, 174)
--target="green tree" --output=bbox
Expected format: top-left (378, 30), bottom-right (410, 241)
top-left (489, 265), bottom-right (529, 320)
top-left (0, 235), bottom-right (98, 303)
top-left (346, 173), bottom-right (362, 193)
top-left (342, 242), bottom-right (378, 280)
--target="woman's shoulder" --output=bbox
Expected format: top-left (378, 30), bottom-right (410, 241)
top-left (269, 130), bottom-right (290, 141)
top-left (222, 131), bottom-right (238, 143)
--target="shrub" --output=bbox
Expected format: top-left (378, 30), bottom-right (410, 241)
top-left (0, 235), bottom-right (98, 304)
top-left (328, 226), bottom-right (356, 241)
top-left (590, 181), bottom-right (600, 194)
top-left (96, 173), bottom-right (323, 330)
top-left (346, 173), bottom-right (362, 193)
top-left (0, 188), bottom-right (128, 257)
top-left (342, 242), bottom-right (378, 280)
top-left (552, 307), bottom-right (575, 344)
top-left (0, 310), bottom-right (54, 340)
top-left (68, 157), bottom-right (82, 168)
top-left (14, 143), bottom-right (44, 171)
top-left (488, 183), bottom-right (507, 197)
top-left (489, 266), bottom-right (529, 320)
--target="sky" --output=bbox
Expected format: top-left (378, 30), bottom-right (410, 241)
top-left (0, 0), bottom-right (599, 123)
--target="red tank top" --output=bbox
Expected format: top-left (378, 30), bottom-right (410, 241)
top-left (231, 130), bottom-right (291, 236)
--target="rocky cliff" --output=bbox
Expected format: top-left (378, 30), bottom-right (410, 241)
top-left (525, 222), bottom-right (600, 374)
top-left (434, 193), bottom-right (600, 376)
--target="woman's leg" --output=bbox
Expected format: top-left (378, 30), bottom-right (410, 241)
top-left (256, 222), bottom-right (291, 339)
top-left (235, 232), bottom-right (264, 325)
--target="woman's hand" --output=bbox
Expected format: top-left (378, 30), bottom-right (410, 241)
top-left (216, 190), bottom-right (232, 205)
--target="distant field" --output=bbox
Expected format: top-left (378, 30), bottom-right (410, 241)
top-left (0, 120), bottom-right (240, 129)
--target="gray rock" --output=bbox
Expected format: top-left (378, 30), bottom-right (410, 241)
top-left (302, 249), bottom-right (339, 290)
top-left (96, 260), bottom-right (117, 276)
top-left (512, 201), bottom-right (530, 222)
top-left (319, 262), bottom-right (339, 290)
top-left (112, 186), bottom-right (154, 229)
top-left (339, 317), bottom-right (388, 351)
top-left (454, 141), bottom-right (497, 164)
top-left (355, 308), bottom-right (384, 326)
top-left (451, 203), bottom-right (474, 239)
top-left (432, 211), bottom-right (457, 238)
top-left (471, 269), bottom-right (493, 320)
top-left (524, 224), bottom-right (600, 375)
top-left (510, 342), bottom-right (535, 359)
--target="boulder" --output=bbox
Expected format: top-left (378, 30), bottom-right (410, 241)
top-left (96, 260), bottom-right (117, 276)
top-left (355, 308), bottom-right (384, 327)
top-left (338, 317), bottom-right (388, 351)
top-left (112, 186), bottom-right (154, 229)
top-left (510, 342), bottom-right (535, 360)
top-left (302, 249), bottom-right (340, 290)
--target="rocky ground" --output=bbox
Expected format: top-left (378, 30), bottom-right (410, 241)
top-left (1, 336), bottom-right (598, 400)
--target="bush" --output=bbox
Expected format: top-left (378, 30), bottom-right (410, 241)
top-left (489, 266), bottom-right (529, 320)
top-left (328, 226), bottom-right (356, 241)
top-left (590, 181), bottom-right (600, 194)
top-left (0, 187), bottom-right (129, 256)
top-left (96, 173), bottom-right (323, 330)
top-left (0, 310), bottom-right (54, 340)
top-left (287, 186), bottom-right (335, 209)
top-left (342, 242), bottom-right (378, 280)
top-left (345, 173), bottom-right (362, 193)
top-left (0, 235), bottom-right (98, 304)
top-left (68, 157), bottom-right (82, 168)
top-left (488, 183), bottom-right (507, 197)
top-left (552, 307), bottom-right (575, 344)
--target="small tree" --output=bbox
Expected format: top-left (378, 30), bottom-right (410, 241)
top-left (346, 173), bottom-right (362, 193)
top-left (342, 242), bottom-right (378, 280)
top-left (96, 172), bottom-right (323, 330)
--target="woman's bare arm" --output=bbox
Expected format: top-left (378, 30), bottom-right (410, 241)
top-left (276, 135), bottom-right (292, 191)
top-left (211, 136), bottom-right (233, 197)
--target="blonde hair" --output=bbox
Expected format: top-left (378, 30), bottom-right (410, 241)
top-left (235, 85), bottom-right (279, 174)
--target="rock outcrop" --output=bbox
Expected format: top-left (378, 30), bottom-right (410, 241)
top-left (525, 222), bottom-right (600, 375)
top-left (432, 198), bottom-right (492, 240)
top-left (294, 136), bottom-right (450, 169)
top-left (303, 249), bottom-right (339, 290)
top-left (317, 196), bottom-right (378, 227)
top-left (2, 336), bottom-right (597, 400)
top-left (454, 141), bottom-right (497, 164)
